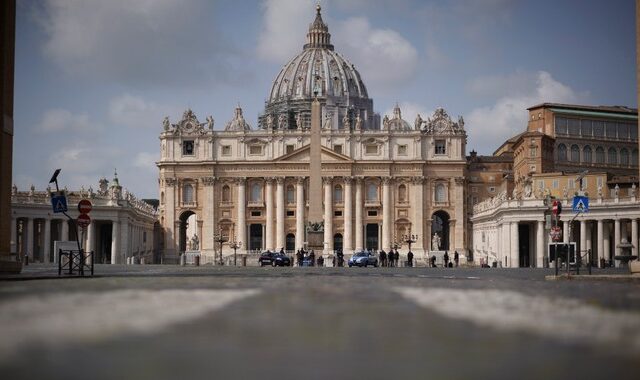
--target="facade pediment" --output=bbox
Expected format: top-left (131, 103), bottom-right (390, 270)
top-left (275, 145), bottom-right (354, 163)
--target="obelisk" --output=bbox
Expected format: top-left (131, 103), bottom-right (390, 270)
top-left (308, 97), bottom-right (322, 222)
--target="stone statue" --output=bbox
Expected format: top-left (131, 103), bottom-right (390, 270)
top-left (11, 184), bottom-right (17, 196)
top-left (265, 114), bottom-right (274, 129)
top-left (432, 233), bottom-right (441, 251)
top-left (355, 114), bottom-right (362, 130)
top-left (191, 234), bottom-right (199, 251)
top-left (342, 113), bottom-right (350, 129)
top-left (296, 113), bottom-right (304, 129)
top-left (323, 112), bottom-right (333, 129)
top-left (631, 183), bottom-right (637, 197)
top-left (414, 113), bottom-right (423, 130)
top-left (278, 113), bottom-right (287, 129)
top-left (524, 183), bottom-right (532, 198)
top-left (29, 185), bottom-right (35, 196)
top-left (163, 116), bottom-right (170, 131)
top-left (614, 184), bottom-right (620, 198)
top-left (563, 187), bottom-right (568, 199)
top-left (597, 185), bottom-right (603, 198)
top-left (206, 116), bottom-right (214, 130)
top-left (383, 115), bottom-right (390, 130)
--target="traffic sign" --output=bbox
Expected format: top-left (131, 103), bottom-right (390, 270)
top-left (572, 196), bottom-right (589, 212)
top-left (78, 199), bottom-right (92, 214)
top-left (77, 214), bottom-right (91, 228)
top-left (552, 200), bottom-right (562, 216)
top-left (50, 191), bottom-right (68, 213)
top-left (550, 226), bottom-right (562, 242)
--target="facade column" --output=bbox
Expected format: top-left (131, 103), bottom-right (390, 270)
top-left (87, 220), bottom-right (95, 254)
top-left (61, 219), bottom-right (69, 241)
top-left (111, 220), bottom-right (119, 264)
top-left (202, 177), bottom-right (216, 255)
top-left (536, 220), bottom-right (544, 268)
top-left (579, 220), bottom-right (587, 265)
top-left (562, 219), bottom-right (569, 243)
top-left (603, 222), bottom-right (611, 264)
top-left (121, 218), bottom-right (129, 263)
top-left (43, 218), bottom-right (51, 263)
top-left (453, 177), bottom-right (465, 252)
top-left (276, 177), bottom-right (285, 250)
top-left (354, 178), bottom-right (363, 251)
top-left (411, 177), bottom-right (425, 252)
top-left (632, 218), bottom-right (638, 260)
top-left (26, 218), bottom-right (33, 261)
top-left (265, 178), bottom-right (274, 251)
top-left (295, 177), bottom-right (305, 250)
top-left (163, 178), bottom-right (177, 261)
top-left (614, 219), bottom-right (621, 266)
top-left (236, 178), bottom-right (246, 254)
top-left (343, 177), bottom-right (353, 253)
top-left (586, 222), bottom-right (593, 265)
top-left (381, 177), bottom-right (392, 251)
top-left (10, 217), bottom-right (16, 254)
top-left (323, 177), bottom-right (333, 255)
top-left (510, 222), bottom-right (519, 267)
top-left (597, 220), bottom-right (604, 267)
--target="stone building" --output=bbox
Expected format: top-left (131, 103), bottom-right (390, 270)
top-left (158, 6), bottom-right (468, 264)
top-left (10, 173), bottom-right (159, 264)
top-left (470, 104), bottom-right (639, 267)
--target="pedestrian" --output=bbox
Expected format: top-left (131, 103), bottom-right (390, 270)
top-left (407, 251), bottom-right (414, 267)
top-left (454, 250), bottom-right (459, 267)
top-left (337, 249), bottom-right (344, 267)
top-left (296, 249), bottom-right (303, 267)
top-left (280, 247), bottom-right (285, 255)
top-left (444, 251), bottom-right (449, 268)
top-left (317, 255), bottom-right (324, 267)
top-left (394, 249), bottom-right (399, 267)
top-left (430, 254), bottom-right (436, 267)
top-left (380, 249), bottom-right (387, 267)
top-left (309, 250), bottom-right (315, 267)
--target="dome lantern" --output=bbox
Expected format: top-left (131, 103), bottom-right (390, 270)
top-left (304, 4), bottom-right (333, 51)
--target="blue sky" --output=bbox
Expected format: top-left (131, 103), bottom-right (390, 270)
top-left (13, 0), bottom-right (636, 199)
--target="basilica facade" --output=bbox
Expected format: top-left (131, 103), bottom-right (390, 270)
top-left (157, 6), bottom-right (468, 264)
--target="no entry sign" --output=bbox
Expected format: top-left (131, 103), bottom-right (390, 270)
top-left (78, 199), bottom-right (92, 214)
top-left (77, 213), bottom-right (91, 228)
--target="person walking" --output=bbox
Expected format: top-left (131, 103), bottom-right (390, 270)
top-left (444, 251), bottom-right (450, 268)
top-left (380, 249), bottom-right (387, 268)
top-left (407, 251), bottom-right (414, 267)
top-left (454, 251), bottom-right (459, 267)
top-left (430, 254), bottom-right (436, 268)
top-left (309, 250), bottom-right (315, 267)
top-left (394, 249), bottom-right (400, 267)
top-left (296, 249), bottom-right (303, 267)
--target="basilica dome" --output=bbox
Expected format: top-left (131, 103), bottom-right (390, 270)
top-left (261, 5), bottom-right (375, 130)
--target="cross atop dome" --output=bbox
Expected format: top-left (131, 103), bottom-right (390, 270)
top-left (304, 3), bottom-right (333, 50)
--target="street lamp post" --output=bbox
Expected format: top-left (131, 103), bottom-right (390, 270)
top-left (229, 239), bottom-right (242, 266)
top-left (403, 234), bottom-right (418, 267)
top-left (214, 227), bottom-right (227, 266)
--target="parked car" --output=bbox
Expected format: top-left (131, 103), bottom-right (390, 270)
top-left (348, 251), bottom-right (378, 267)
top-left (259, 251), bottom-right (291, 267)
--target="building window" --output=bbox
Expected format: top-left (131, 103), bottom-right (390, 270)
top-left (333, 144), bottom-right (343, 155)
top-left (620, 148), bottom-right (629, 166)
top-left (287, 210), bottom-right (295, 217)
top-left (618, 123), bottom-right (629, 140)
top-left (286, 145), bottom-right (295, 154)
top-left (605, 122), bottom-right (617, 138)
top-left (334, 210), bottom-right (343, 217)
top-left (221, 145), bottom-right (231, 156)
top-left (593, 121), bottom-right (604, 137)
top-left (435, 183), bottom-right (446, 202)
top-left (580, 119), bottom-right (592, 136)
top-left (334, 185), bottom-right (343, 203)
top-left (555, 117), bottom-right (567, 134)
top-left (366, 183), bottom-right (378, 202)
top-left (557, 144), bottom-right (567, 161)
top-left (249, 145), bottom-right (263, 155)
top-left (568, 119), bottom-right (580, 135)
top-left (552, 180), bottom-right (559, 189)
top-left (632, 149), bottom-right (639, 166)
top-left (286, 185), bottom-right (295, 204)
top-left (608, 148), bottom-right (617, 165)
top-left (570, 144), bottom-right (580, 162)
top-left (488, 186), bottom-right (496, 193)
top-left (435, 140), bottom-right (446, 155)
top-left (398, 184), bottom-right (407, 203)
top-left (183, 184), bottom-right (194, 203)
top-left (537, 180), bottom-right (544, 189)
top-left (530, 145), bottom-right (537, 158)
top-left (250, 183), bottom-right (262, 202)
top-left (251, 210), bottom-right (261, 217)
top-left (397, 144), bottom-right (408, 156)
top-left (630, 124), bottom-right (638, 139)
top-left (222, 185), bottom-right (231, 202)
top-left (583, 145), bottom-right (592, 163)
top-left (595, 147), bottom-right (605, 164)
top-left (597, 177), bottom-right (603, 188)
top-left (183, 140), bottom-right (194, 155)
top-left (471, 186), bottom-right (478, 193)
top-left (568, 178), bottom-right (575, 189)
top-left (367, 210), bottom-right (378, 217)
top-left (365, 144), bottom-right (378, 155)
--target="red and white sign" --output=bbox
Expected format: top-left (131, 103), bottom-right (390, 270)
top-left (550, 226), bottom-right (562, 242)
top-left (78, 199), bottom-right (92, 214)
top-left (77, 214), bottom-right (91, 228)
top-left (552, 200), bottom-right (562, 216)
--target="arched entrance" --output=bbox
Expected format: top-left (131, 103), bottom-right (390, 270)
top-left (333, 233), bottom-right (343, 252)
top-left (431, 211), bottom-right (450, 251)
top-left (179, 211), bottom-right (196, 254)
top-left (286, 233), bottom-right (295, 252)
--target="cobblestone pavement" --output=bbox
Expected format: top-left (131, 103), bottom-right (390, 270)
top-left (1, 264), bottom-right (639, 380)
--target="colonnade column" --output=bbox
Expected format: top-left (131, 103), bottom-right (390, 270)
top-left (61, 219), bottom-right (69, 241)
top-left (562, 220), bottom-right (569, 243)
top-left (536, 220), bottom-right (544, 268)
top-left (87, 220), bottom-right (95, 254)
top-left (323, 177), bottom-right (333, 255)
top-left (276, 177), bottom-right (285, 250)
top-left (381, 177), bottom-right (391, 251)
top-left (632, 218), bottom-right (638, 260)
top-left (354, 178), bottom-right (363, 251)
top-left (343, 177), bottom-right (353, 253)
top-left (111, 220), bottom-right (119, 264)
top-left (597, 220), bottom-right (604, 267)
top-left (10, 217), bottom-right (16, 253)
top-left (295, 177), bottom-right (305, 251)
top-left (579, 220), bottom-right (587, 264)
top-left (614, 219), bottom-right (621, 266)
top-left (26, 218), bottom-right (33, 261)
top-left (510, 222), bottom-right (519, 267)
top-left (43, 218), bottom-right (51, 263)
top-left (265, 178), bottom-right (274, 251)
top-left (236, 178), bottom-right (246, 253)
top-left (603, 222), bottom-right (611, 264)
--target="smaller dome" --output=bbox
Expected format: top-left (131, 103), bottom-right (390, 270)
top-left (225, 106), bottom-right (252, 131)
top-left (382, 104), bottom-right (411, 131)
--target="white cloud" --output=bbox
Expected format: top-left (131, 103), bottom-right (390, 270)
top-left (35, 0), bottom-right (240, 87)
top-left (134, 152), bottom-right (158, 171)
top-left (256, 0), bottom-right (313, 62)
top-left (108, 94), bottom-right (180, 129)
top-left (334, 17), bottom-right (418, 93)
top-left (38, 108), bottom-right (93, 133)
top-left (466, 71), bottom-right (584, 155)
top-left (382, 102), bottom-right (432, 125)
